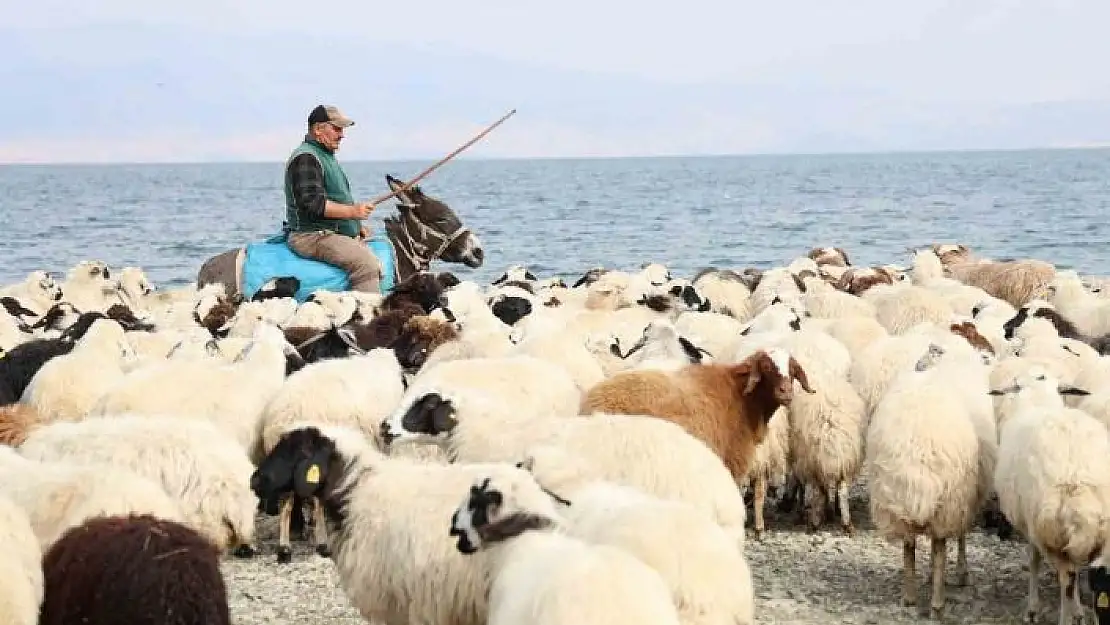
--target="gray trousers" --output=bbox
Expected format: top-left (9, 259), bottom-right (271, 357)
top-left (287, 231), bottom-right (382, 293)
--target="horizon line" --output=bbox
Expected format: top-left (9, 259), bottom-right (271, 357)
top-left (1, 143), bottom-right (1109, 167)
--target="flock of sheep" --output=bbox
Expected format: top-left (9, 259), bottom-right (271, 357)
top-left (1, 243), bottom-right (1110, 625)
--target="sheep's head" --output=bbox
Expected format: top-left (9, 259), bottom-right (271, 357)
top-left (194, 292), bottom-right (239, 337)
top-left (491, 264), bottom-right (538, 286)
top-left (807, 246), bottom-right (851, 268)
top-left (449, 471), bottom-right (569, 555)
top-left (29, 301), bottom-right (81, 333)
top-left (489, 293), bottom-right (534, 326)
top-left (118, 267), bottom-right (154, 300)
top-left (665, 279), bottom-right (711, 312)
top-left (949, 321), bottom-right (995, 359)
top-left (380, 392), bottom-right (457, 448)
top-left (29, 271), bottom-right (63, 303)
top-left (988, 366), bottom-right (1090, 413)
top-left (1002, 300), bottom-right (1059, 340)
top-left (639, 262), bottom-right (671, 287)
top-left (67, 260), bottom-right (112, 284)
top-left (730, 348), bottom-right (815, 416)
top-left (610, 320), bottom-right (712, 364)
top-left (392, 316), bottom-right (460, 372)
top-left (930, 243), bottom-right (972, 266)
top-left (383, 272), bottom-right (449, 313)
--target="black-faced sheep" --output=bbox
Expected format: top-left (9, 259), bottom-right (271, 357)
top-left (580, 348), bottom-right (814, 483)
top-left (38, 514), bottom-right (231, 625)
top-left (251, 276), bottom-right (301, 301)
top-left (0, 314), bottom-right (107, 405)
top-left (378, 272), bottom-right (451, 315)
top-left (449, 471), bottom-right (682, 625)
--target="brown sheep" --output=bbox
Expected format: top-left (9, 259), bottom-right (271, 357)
top-left (580, 348), bottom-right (815, 482)
top-left (0, 403), bottom-right (42, 446)
top-left (391, 315), bottom-right (461, 371)
top-left (946, 259), bottom-right (1056, 308)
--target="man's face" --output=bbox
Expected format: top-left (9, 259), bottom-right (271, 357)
top-left (315, 122), bottom-right (345, 151)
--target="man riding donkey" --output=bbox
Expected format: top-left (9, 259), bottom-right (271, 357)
top-left (283, 104), bottom-right (383, 293)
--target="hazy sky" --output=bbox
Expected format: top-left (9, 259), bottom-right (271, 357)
top-left (2, 0), bottom-right (1109, 162)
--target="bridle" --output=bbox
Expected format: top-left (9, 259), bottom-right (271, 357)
top-left (389, 203), bottom-right (471, 273)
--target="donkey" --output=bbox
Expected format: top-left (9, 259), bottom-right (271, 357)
top-left (196, 174), bottom-right (485, 300)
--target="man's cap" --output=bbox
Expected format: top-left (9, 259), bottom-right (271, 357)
top-left (308, 105), bottom-right (354, 128)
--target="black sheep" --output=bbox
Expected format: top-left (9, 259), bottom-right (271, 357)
top-left (39, 514), bottom-right (231, 625)
top-left (0, 314), bottom-right (116, 404)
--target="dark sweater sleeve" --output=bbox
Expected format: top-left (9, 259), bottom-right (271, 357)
top-left (287, 153), bottom-right (327, 220)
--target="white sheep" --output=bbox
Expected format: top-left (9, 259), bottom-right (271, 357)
top-left (0, 271), bottom-right (64, 315)
top-left (865, 340), bottom-right (997, 617)
top-left (1046, 270), bottom-right (1110, 337)
top-left (252, 423), bottom-right (541, 625)
top-left (690, 268), bottom-right (753, 321)
top-left (18, 415), bottom-right (258, 555)
top-left (19, 318), bottom-right (137, 422)
top-left (0, 445), bottom-right (186, 550)
top-left (519, 448), bottom-right (754, 625)
top-left (380, 409), bottom-right (749, 550)
top-left (449, 468), bottom-right (683, 625)
top-left (991, 366), bottom-right (1110, 625)
top-left (508, 332), bottom-right (605, 393)
top-left (60, 260), bottom-right (124, 312)
top-left (0, 494), bottom-right (43, 625)
top-left (389, 354), bottom-right (582, 431)
top-left (87, 322), bottom-right (294, 460)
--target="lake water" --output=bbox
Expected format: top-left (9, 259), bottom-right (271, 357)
top-left (2, 149), bottom-right (1109, 289)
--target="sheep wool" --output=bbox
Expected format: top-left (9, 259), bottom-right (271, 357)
top-left (0, 494), bottom-right (42, 625)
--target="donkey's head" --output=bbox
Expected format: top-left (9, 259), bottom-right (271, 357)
top-left (383, 174), bottom-right (485, 274)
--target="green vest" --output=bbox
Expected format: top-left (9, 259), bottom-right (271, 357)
top-left (284, 138), bottom-right (359, 237)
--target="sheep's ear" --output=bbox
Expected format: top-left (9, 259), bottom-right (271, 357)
top-left (732, 362), bottom-right (759, 395)
top-left (1059, 385), bottom-right (1091, 396)
top-left (835, 247), bottom-right (851, 265)
top-left (789, 357), bottom-right (815, 393)
top-left (987, 389), bottom-right (1005, 396)
top-left (516, 456), bottom-right (536, 472)
top-left (678, 336), bottom-right (705, 363)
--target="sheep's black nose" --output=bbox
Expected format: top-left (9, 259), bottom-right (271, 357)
top-left (249, 470), bottom-right (266, 495)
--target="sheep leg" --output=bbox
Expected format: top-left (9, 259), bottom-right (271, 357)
top-left (1058, 564), bottom-right (1083, 625)
top-left (837, 480), bottom-right (854, 536)
top-left (1025, 544), bottom-right (1041, 623)
top-left (903, 535), bottom-right (917, 607)
top-left (805, 483), bottom-right (826, 533)
top-left (312, 496), bottom-right (331, 557)
top-left (752, 473), bottom-right (767, 540)
top-left (929, 536), bottom-right (947, 619)
top-left (277, 495), bottom-right (294, 564)
top-left (955, 534), bottom-right (968, 586)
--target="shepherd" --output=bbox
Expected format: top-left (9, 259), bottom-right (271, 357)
top-left (283, 104), bottom-right (383, 294)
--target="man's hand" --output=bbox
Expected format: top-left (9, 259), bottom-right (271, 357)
top-left (359, 224), bottom-right (371, 240)
top-left (351, 202), bottom-right (375, 219)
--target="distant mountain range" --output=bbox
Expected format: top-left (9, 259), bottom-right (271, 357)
top-left (1, 24), bottom-right (1108, 162)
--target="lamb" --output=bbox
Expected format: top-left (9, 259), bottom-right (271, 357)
top-left (19, 317), bottom-right (137, 422)
top-left (865, 340), bottom-right (997, 618)
top-left (38, 514), bottom-right (231, 625)
top-left (18, 415), bottom-right (258, 556)
top-left (0, 445), bottom-right (186, 550)
top-left (517, 449), bottom-right (755, 625)
top-left (449, 470), bottom-right (683, 625)
top-left (0, 494), bottom-right (42, 625)
top-left (864, 282), bottom-right (955, 335)
top-left (250, 423), bottom-right (536, 625)
top-left (379, 409), bottom-right (749, 549)
top-left (673, 310), bottom-right (748, 361)
top-left (59, 260), bottom-right (123, 312)
top-left (580, 348), bottom-right (815, 483)
top-left (508, 332), bottom-right (605, 394)
top-left (990, 366), bottom-right (1110, 625)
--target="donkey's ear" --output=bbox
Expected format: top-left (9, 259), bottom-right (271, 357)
top-left (386, 174), bottom-right (404, 192)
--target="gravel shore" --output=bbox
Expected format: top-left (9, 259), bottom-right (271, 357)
top-left (222, 474), bottom-right (1083, 625)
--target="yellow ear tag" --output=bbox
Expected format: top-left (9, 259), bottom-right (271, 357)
top-left (1098, 592), bottom-right (1108, 609)
top-left (304, 464), bottom-right (321, 485)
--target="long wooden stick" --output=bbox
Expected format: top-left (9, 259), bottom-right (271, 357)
top-left (367, 108), bottom-right (517, 206)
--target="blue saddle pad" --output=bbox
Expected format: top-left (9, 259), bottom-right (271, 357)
top-left (241, 233), bottom-right (397, 302)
